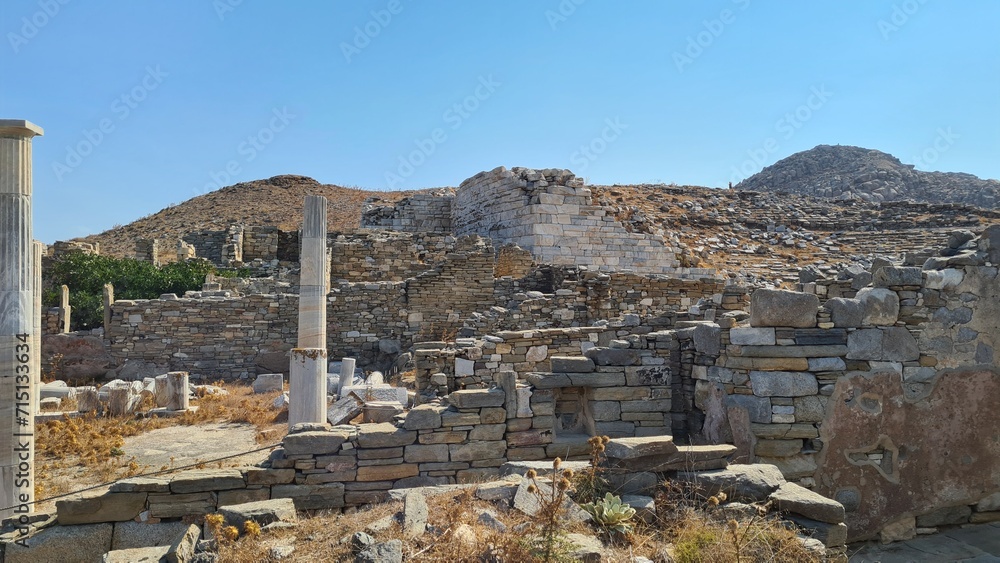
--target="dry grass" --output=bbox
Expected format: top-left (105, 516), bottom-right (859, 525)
top-left (34, 381), bottom-right (288, 510)
top-left (205, 478), bottom-right (823, 563)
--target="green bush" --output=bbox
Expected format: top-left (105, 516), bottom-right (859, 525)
top-left (44, 252), bottom-right (216, 330)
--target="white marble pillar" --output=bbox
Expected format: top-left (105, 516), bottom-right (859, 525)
top-left (58, 284), bottom-right (70, 333)
top-left (298, 195), bottom-right (328, 349)
top-left (165, 371), bottom-right (189, 411)
top-left (31, 242), bottom-right (42, 415)
top-left (0, 119), bottom-right (42, 519)
top-left (102, 283), bottom-right (114, 334)
top-left (289, 196), bottom-right (329, 427)
top-left (339, 357), bottom-right (356, 396)
top-left (289, 348), bottom-right (327, 427)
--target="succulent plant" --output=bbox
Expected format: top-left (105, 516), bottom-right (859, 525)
top-left (582, 493), bottom-right (637, 534)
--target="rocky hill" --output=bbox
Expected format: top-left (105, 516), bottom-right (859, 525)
top-left (78, 175), bottom-right (418, 258)
top-left (735, 145), bottom-right (999, 209)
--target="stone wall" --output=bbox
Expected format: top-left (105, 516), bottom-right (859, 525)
top-left (329, 231), bottom-right (467, 283)
top-left (361, 192), bottom-right (454, 232)
top-left (242, 226), bottom-right (279, 262)
top-left (452, 166), bottom-right (715, 278)
top-left (690, 228), bottom-right (1000, 541)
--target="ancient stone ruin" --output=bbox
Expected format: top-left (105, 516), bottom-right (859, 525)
top-left (9, 164), bottom-right (1000, 560)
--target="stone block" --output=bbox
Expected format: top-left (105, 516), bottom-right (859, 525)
top-left (245, 468), bottom-right (295, 485)
top-left (506, 430), bottom-right (553, 447)
top-left (218, 488), bottom-right (269, 506)
top-left (915, 505), bottom-right (973, 527)
top-left (882, 327), bottom-right (919, 361)
top-left (148, 492), bottom-right (217, 518)
top-left (218, 497), bottom-right (297, 526)
top-left (271, 483), bottom-right (346, 509)
top-left (283, 430), bottom-right (351, 455)
top-left (726, 395), bottom-right (772, 424)
top-left (676, 464), bottom-right (786, 503)
top-left (448, 388), bottom-right (505, 409)
top-left (450, 440), bottom-right (507, 461)
top-left (692, 322), bottom-right (722, 356)
top-left (169, 469), bottom-right (245, 494)
top-left (730, 327), bottom-right (776, 346)
top-left (104, 546), bottom-right (171, 563)
top-left (604, 435), bottom-right (677, 460)
top-left (792, 396), bottom-right (827, 422)
top-left (252, 373), bottom-right (283, 394)
top-left (357, 422), bottom-right (417, 448)
top-left (326, 394), bottom-right (365, 425)
top-left (404, 444), bottom-right (450, 463)
top-left (807, 357), bottom-right (846, 371)
top-left (825, 298), bottom-right (864, 328)
top-left (977, 492), bottom-right (1000, 512)
top-left (111, 521), bottom-right (191, 550)
top-left (469, 423), bottom-right (506, 441)
top-left (755, 439), bottom-right (802, 458)
top-left (57, 491), bottom-right (147, 525)
top-left (455, 357), bottom-right (475, 376)
top-left (595, 421), bottom-right (635, 437)
top-left (5, 523), bottom-right (113, 563)
top-left (584, 347), bottom-right (641, 366)
top-left (591, 401), bottom-right (622, 421)
top-left (847, 328), bottom-right (882, 360)
top-left (856, 288), bottom-right (899, 326)
top-left (786, 515), bottom-right (848, 548)
top-left (550, 356), bottom-right (596, 373)
top-left (749, 289), bottom-right (819, 328)
top-left (874, 266), bottom-right (923, 287)
top-left (749, 371), bottom-right (818, 397)
top-left (756, 453), bottom-right (817, 479)
top-left (770, 482), bottom-right (845, 524)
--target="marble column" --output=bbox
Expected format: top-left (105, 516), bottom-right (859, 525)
top-left (290, 196), bottom-right (329, 427)
top-left (102, 283), bottom-right (114, 335)
top-left (0, 119), bottom-right (42, 519)
top-left (339, 357), bottom-right (356, 397)
top-left (31, 243), bottom-right (42, 415)
top-left (297, 195), bottom-right (328, 349)
top-left (289, 348), bottom-right (327, 427)
top-left (165, 372), bottom-right (189, 411)
top-left (58, 284), bottom-right (70, 333)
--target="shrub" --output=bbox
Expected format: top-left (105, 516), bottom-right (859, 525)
top-left (43, 252), bottom-right (216, 330)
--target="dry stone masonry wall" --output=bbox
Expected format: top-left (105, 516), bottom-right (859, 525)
top-left (452, 167), bottom-right (715, 277)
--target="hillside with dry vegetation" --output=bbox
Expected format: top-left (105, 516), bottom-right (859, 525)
top-left (76, 175), bottom-right (427, 258)
top-left (72, 166), bottom-right (999, 283)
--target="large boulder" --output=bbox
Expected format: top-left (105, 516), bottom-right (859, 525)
top-left (749, 289), bottom-right (818, 328)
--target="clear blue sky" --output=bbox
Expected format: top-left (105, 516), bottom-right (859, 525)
top-left (2, 1), bottom-right (997, 244)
